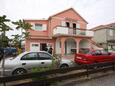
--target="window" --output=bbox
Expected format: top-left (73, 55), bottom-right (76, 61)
top-left (94, 50), bottom-right (102, 55)
top-left (32, 44), bottom-right (39, 47)
top-left (21, 53), bottom-right (38, 60)
top-left (66, 22), bottom-right (70, 27)
top-left (109, 29), bottom-right (113, 36)
top-left (101, 50), bottom-right (108, 55)
top-left (38, 52), bottom-right (52, 60)
top-left (73, 23), bottom-right (76, 28)
top-left (61, 21), bottom-right (66, 26)
top-left (35, 24), bottom-right (43, 31)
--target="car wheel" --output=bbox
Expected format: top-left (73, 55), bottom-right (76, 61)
top-left (12, 68), bottom-right (27, 75)
top-left (60, 64), bottom-right (69, 68)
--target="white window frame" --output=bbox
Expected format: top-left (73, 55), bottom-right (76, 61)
top-left (30, 43), bottom-right (40, 51)
top-left (35, 24), bottom-right (43, 31)
top-left (109, 29), bottom-right (113, 36)
top-left (31, 23), bottom-right (47, 31)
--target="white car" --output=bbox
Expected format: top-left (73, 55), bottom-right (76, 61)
top-left (0, 51), bottom-right (75, 76)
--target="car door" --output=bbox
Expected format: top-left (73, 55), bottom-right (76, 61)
top-left (100, 50), bottom-right (113, 62)
top-left (38, 52), bottom-right (52, 67)
top-left (20, 52), bottom-right (41, 70)
top-left (91, 50), bottom-right (104, 62)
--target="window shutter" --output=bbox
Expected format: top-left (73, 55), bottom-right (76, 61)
top-left (42, 24), bottom-right (47, 30)
top-left (31, 23), bottom-right (35, 30)
top-left (76, 23), bottom-right (80, 28)
top-left (61, 21), bottom-right (66, 26)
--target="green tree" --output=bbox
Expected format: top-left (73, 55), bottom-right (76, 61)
top-left (0, 15), bottom-right (12, 77)
top-left (12, 34), bottom-right (21, 47)
top-left (0, 15), bottom-right (12, 47)
top-left (12, 20), bottom-right (32, 48)
top-left (12, 19), bottom-right (32, 39)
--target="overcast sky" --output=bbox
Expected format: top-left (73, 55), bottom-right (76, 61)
top-left (0, 0), bottom-right (115, 37)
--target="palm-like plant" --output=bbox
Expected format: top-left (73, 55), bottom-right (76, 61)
top-left (0, 15), bottom-right (12, 36)
top-left (12, 19), bottom-right (32, 54)
top-left (12, 34), bottom-right (21, 47)
top-left (12, 20), bottom-right (32, 45)
top-left (0, 15), bottom-right (12, 77)
top-left (0, 15), bottom-right (10, 23)
top-left (12, 19), bottom-right (32, 35)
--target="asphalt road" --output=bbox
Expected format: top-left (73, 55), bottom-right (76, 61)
top-left (57, 72), bottom-right (115, 86)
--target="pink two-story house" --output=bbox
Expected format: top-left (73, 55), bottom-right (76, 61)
top-left (25, 8), bottom-right (95, 57)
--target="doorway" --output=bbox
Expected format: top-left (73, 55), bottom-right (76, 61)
top-left (40, 43), bottom-right (47, 51)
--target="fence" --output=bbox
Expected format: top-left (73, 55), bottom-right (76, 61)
top-left (0, 61), bottom-right (115, 86)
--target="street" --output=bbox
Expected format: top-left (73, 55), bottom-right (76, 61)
top-left (58, 72), bottom-right (115, 86)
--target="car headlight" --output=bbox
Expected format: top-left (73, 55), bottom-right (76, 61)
top-left (76, 56), bottom-right (82, 59)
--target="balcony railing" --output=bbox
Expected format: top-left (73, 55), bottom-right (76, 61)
top-left (53, 26), bottom-right (94, 37)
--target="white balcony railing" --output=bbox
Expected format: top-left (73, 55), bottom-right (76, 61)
top-left (53, 26), bottom-right (94, 36)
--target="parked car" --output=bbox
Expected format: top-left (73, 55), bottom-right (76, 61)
top-left (74, 50), bottom-right (115, 64)
top-left (4, 47), bottom-right (17, 56)
top-left (0, 51), bottom-right (75, 76)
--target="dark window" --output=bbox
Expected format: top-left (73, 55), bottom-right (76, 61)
top-left (38, 52), bottom-right (52, 60)
top-left (40, 43), bottom-right (47, 51)
top-left (73, 23), bottom-right (76, 28)
top-left (21, 52), bottom-right (38, 60)
top-left (101, 50), bottom-right (108, 55)
top-left (94, 50), bottom-right (102, 55)
top-left (32, 44), bottom-right (39, 47)
top-left (66, 22), bottom-right (70, 27)
top-left (35, 24), bottom-right (42, 30)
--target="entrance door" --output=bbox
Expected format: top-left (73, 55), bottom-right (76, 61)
top-left (40, 43), bottom-right (47, 51)
top-left (30, 43), bottom-right (40, 52)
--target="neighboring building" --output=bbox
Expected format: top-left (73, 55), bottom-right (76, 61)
top-left (91, 23), bottom-right (115, 53)
top-left (25, 8), bottom-right (95, 57)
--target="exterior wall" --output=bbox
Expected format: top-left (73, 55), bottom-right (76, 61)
top-left (25, 39), bottom-right (55, 51)
top-left (25, 39), bottom-right (31, 51)
top-left (25, 9), bottom-right (87, 39)
top-left (79, 39), bottom-right (90, 48)
top-left (26, 20), bottom-right (49, 37)
top-left (25, 8), bottom-right (92, 56)
top-left (49, 9), bottom-right (87, 37)
top-left (93, 29), bottom-right (107, 43)
top-left (55, 40), bottom-right (61, 54)
top-left (53, 10), bottom-right (87, 29)
top-left (49, 18), bottom-right (62, 37)
top-left (106, 29), bottom-right (115, 40)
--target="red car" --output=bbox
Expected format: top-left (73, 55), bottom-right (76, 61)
top-left (74, 50), bottom-right (115, 64)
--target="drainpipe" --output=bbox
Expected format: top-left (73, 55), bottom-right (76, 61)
top-left (106, 29), bottom-right (108, 52)
top-left (61, 38), bottom-right (65, 57)
top-left (75, 39), bottom-right (80, 54)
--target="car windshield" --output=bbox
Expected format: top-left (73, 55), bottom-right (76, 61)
top-left (87, 50), bottom-right (109, 55)
top-left (79, 48), bottom-right (90, 54)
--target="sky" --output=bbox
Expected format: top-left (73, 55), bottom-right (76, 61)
top-left (0, 0), bottom-right (115, 37)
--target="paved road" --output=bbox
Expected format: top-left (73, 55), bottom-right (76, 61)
top-left (57, 72), bottom-right (115, 86)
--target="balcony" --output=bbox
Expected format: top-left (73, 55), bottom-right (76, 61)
top-left (53, 26), bottom-right (94, 37)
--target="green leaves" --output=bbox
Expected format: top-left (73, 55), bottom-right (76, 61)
top-left (12, 19), bottom-right (32, 31)
top-left (0, 15), bottom-right (32, 48)
top-left (0, 15), bottom-right (11, 47)
top-left (12, 19), bottom-right (32, 48)
top-left (12, 19), bottom-right (32, 38)
top-left (0, 15), bottom-right (10, 23)
top-left (11, 34), bottom-right (21, 47)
